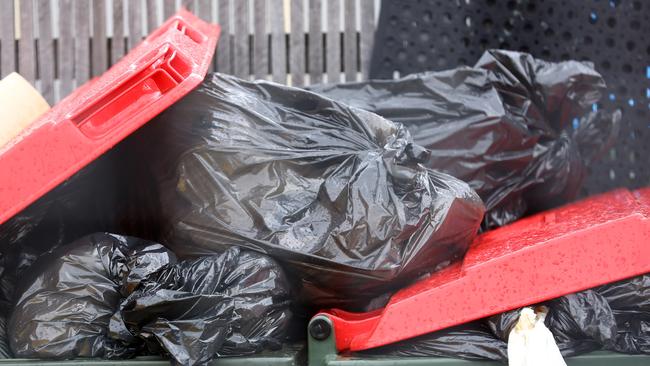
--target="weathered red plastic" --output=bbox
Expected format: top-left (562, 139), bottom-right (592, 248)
top-left (319, 188), bottom-right (650, 352)
top-left (0, 9), bottom-right (220, 226)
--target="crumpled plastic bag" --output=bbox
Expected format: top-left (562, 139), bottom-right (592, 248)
top-left (507, 307), bottom-right (566, 366)
top-left (8, 233), bottom-right (177, 359)
top-left (0, 254), bottom-right (13, 358)
top-left (109, 247), bottom-right (293, 365)
top-left (362, 274), bottom-right (650, 360)
top-left (0, 147), bottom-right (166, 360)
top-left (133, 72), bottom-right (485, 309)
top-left (310, 50), bottom-right (621, 229)
top-left (359, 322), bottom-right (507, 360)
top-left (596, 275), bottom-right (650, 354)
top-left (9, 234), bottom-right (292, 364)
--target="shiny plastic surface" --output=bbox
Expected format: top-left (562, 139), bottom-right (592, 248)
top-left (0, 9), bottom-right (220, 227)
top-left (9, 233), bottom-right (177, 359)
top-left (311, 50), bottom-right (621, 229)
top-left (110, 247), bottom-right (293, 365)
top-left (8, 235), bottom-right (292, 365)
top-left (319, 188), bottom-right (650, 351)
top-left (133, 73), bottom-right (485, 310)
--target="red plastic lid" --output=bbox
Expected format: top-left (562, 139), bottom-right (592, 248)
top-left (0, 9), bottom-right (220, 226)
top-left (319, 187), bottom-right (650, 352)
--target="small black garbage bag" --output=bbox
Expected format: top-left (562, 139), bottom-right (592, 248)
top-left (310, 50), bottom-right (620, 228)
top-left (133, 73), bottom-right (485, 309)
top-left (8, 233), bottom-right (176, 359)
top-left (109, 247), bottom-right (293, 365)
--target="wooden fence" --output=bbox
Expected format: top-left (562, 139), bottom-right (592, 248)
top-left (0, 0), bottom-right (379, 105)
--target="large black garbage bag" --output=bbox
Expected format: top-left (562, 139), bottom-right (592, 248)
top-left (109, 247), bottom-right (292, 365)
top-left (310, 50), bottom-right (620, 228)
top-left (134, 73), bottom-right (485, 309)
top-left (8, 233), bottom-right (176, 359)
top-left (363, 274), bottom-right (650, 360)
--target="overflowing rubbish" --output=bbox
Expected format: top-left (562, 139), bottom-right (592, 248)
top-left (9, 233), bottom-right (177, 359)
top-left (8, 234), bottom-right (292, 365)
top-left (310, 50), bottom-right (621, 229)
top-left (0, 8), bottom-right (639, 362)
top-left (133, 72), bottom-right (485, 309)
top-left (110, 247), bottom-right (293, 365)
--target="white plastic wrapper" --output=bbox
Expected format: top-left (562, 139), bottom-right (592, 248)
top-left (508, 307), bottom-right (566, 366)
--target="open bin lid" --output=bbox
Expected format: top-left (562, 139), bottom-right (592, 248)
top-left (0, 9), bottom-right (220, 226)
top-left (316, 188), bottom-right (650, 352)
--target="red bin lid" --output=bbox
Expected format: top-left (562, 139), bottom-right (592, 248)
top-left (0, 9), bottom-right (220, 226)
top-left (318, 188), bottom-right (650, 352)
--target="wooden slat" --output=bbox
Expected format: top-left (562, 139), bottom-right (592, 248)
top-left (252, 0), bottom-right (268, 79)
top-left (36, 0), bottom-right (54, 103)
top-left (59, 0), bottom-right (74, 97)
top-left (0, 0), bottom-right (376, 102)
top-left (128, 0), bottom-right (143, 51)
top-left (290, 0), bottom-right (305, 86)
top-left (164, 0), bottom-right (176, 19)
top-left (181, 0), bottom-right (195, 12)
top-left (18, 0), bottom-right (36, 84)
top-left (146, 0), bottom-right (159, 33)
top-left (326, 0), bottom-right (340, 83)
top-left (308, 0), bottom-right (323, 84)
top-left (359, 0), bottom-right (375, 78)
top-left (343, 0), bottom-right (356, 82)
top-left (112, 0), bottom-right (126, 65)
top-left (74, 0), bottom-right (90, 85)
top-left (92, 0), bottom-right (108, 76)
top-left (0, 0), bottom-right (15, 78)
top-left (270, 0), bottom-right (286, 83)
top-left (233, 0), bottom-right (249, 78)
top-left (196, 0), bottom-right (212, 22)
top-left (216, 0), bottom-right (231, 73)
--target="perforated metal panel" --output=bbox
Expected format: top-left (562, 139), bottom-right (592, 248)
top-left (370, 0), bottom-right (649, 195)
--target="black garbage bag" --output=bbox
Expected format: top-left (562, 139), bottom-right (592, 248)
top-left (363, 274), bottom-right (650, 361)
top-left (545, 291), bottom-right (617, 356)
top-left (597, 274), bottom-right (650, 354)
top-left (8, 233), bottom-right (177, 359)
top-left (360, 322), bottom-right (507, 360)
top-left (109, 247), bottom-right (293, 365)
top-left (0, 146), bottom-right (160, 359)
top-left (310, 50), bottom-right (621, 228)
top-left (0, 254), bottom-right (13, 358)
top-left (133, 72), bottom-right (485, 309)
